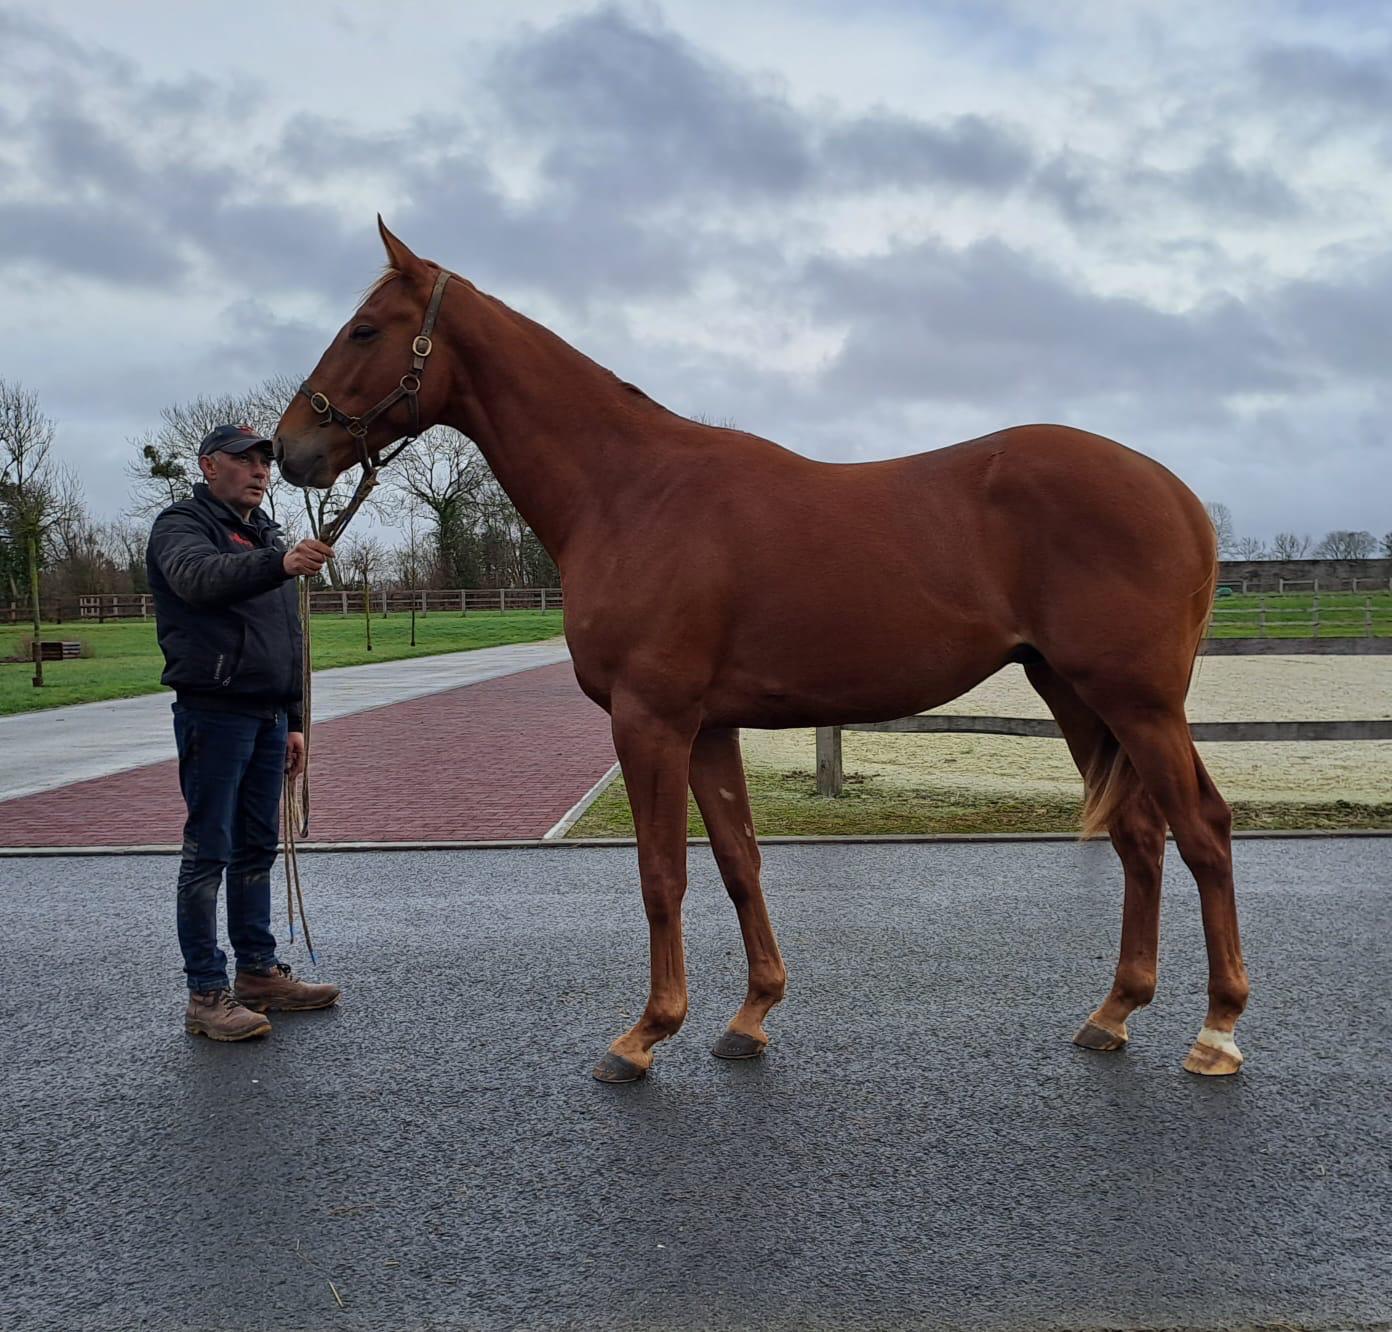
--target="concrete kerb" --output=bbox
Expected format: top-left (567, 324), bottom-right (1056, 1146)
top-left (541, 760), bottom-right (621, 840)
top-left (3, 828), bottom-right (1389, 857)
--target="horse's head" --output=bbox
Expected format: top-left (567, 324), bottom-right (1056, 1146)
top-left (275, 218), bottom-right (453, 489)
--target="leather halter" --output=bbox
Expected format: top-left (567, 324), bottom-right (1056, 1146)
top-left (300, 267), bottom-right (451, 453)
top-left (296, 268), bottom-right (452, 543)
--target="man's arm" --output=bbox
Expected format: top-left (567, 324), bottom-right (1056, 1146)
top-left (149, 509), bottom-right (289, 609)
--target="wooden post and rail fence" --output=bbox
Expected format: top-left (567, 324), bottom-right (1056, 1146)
top-left (815, 632), bottom-right (1392, 797)
top-left (7, 588), bottom-right (1391, 630)
top-left (3, 587), bottom-right (566, 624)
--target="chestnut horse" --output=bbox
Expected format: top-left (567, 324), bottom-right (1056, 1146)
top-left (275, 221), bottom-right (1248, 1082)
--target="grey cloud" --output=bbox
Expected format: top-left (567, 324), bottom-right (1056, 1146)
top-left (1129, 147), bottom-right (1302, 221)
top-left (824, 112), bottom-right (1033, 192)
top-left (490, 7), bottom-right (1033, 209)
top-left (1253, 42), bottom-right (1392, 115)
top-left (204, 300), bottom-right (325, 383)
top-left (0, 201), bottom-right (176, 284)
top-left (28, 105), bottom-right (147, 196)
top-left (0, 7), bottom-right (132, 78)
top-left (1270, 252), bottom-right (1392, 380)
top-left (490, 7), bottom-right (814, 202)
top-left (805, 238), bottom-right (1297, 409)
top-left (1031, 152), bottom-right (1111, 226)
top-left (277, 113), bottom-right (422, 181)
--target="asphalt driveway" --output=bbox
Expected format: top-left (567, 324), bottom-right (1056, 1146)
top-left (1, 838), bottom-right (1388, 1331)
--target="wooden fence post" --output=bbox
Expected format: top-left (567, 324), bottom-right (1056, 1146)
top-left (815, 726), bottom-right (844, 797)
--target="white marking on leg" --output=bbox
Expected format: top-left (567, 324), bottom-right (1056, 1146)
top-left (1196, 1025), bottom-right (1241, 1055)
top-left (719, 787), bottom-right (735, 801)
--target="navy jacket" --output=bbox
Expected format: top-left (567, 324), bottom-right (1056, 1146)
top-left (146, 484), bottom-right (304, 730)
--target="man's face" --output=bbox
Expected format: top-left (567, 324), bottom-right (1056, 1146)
top-left (200, 446), bottom-right (272, 513)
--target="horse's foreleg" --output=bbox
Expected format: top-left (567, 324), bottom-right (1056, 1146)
top-left (688, 727), bottom-right (786, 1060)
top-left (592, 693), bottom-right (700, 1084)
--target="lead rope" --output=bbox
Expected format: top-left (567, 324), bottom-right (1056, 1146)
top-left (278, 268), bottom-right (450, 962)
top-left (278, 444), bottom-right (411, 965)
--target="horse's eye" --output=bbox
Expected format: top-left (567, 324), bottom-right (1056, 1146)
top-left (349, 324), bottom-right (377, 342)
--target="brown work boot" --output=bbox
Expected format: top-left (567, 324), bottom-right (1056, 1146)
top-left (234, 963), bottom-right (341, 1013)
top-left (185, 988), bottom-right (272, 1041)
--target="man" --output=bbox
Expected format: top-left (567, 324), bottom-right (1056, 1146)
top-left (146, 423), bottom-right (340, 1040)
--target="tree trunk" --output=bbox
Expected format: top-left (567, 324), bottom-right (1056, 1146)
top-left (28, 531), bottom-right (43, 687)
top-left (363, 580), bottom-right (372, 651)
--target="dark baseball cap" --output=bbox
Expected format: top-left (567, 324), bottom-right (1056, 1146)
top-left (198, 423), bottom-right (274, 457)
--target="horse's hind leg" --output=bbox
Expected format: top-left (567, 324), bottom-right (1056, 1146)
top-left (1076, 687), bottom-right (1249, 1075)
top-left (688, 727), bottom-right (787, 1059)
top-left (1026, 663), bottom-right (1166, 1053)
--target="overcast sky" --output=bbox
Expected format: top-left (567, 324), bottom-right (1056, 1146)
top-left (3, 0), bottom-right (1390, 543)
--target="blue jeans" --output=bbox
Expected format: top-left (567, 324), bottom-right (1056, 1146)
top-left (173, 704), bottom-right (285, 992)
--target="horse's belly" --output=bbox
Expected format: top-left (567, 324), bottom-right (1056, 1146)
top-left (701, 634), bottom-right (1009, 729)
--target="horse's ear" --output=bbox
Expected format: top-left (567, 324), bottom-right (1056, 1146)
top-left (377, 215), bottom-right (424, 276)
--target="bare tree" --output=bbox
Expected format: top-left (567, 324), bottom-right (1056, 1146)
top-left (101, 519), bottom-right (152, 593)
top-left (338, 535), bottom-right (388, 651)
top-left (388, 427), bottom-right (490, 584)
top-left (125, 375), bottom-right (293, 522)
top-left (393, 505), bottom-right (429, 647)
top-left (1270, 531), bottom-right (1311, 560)
top-left (1204, 501), bottom-right (1237, 558)
top-left (0, 380), bottom-right (79, 685)
top-left (1315, 530), bottom-right (1375, 560)
top-left (1232, 536), bottom-right (1268, 561)
top-left (1381, 530), bottom-right (1392, 558)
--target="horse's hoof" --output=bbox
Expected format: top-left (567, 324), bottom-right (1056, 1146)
top-left (592, 1051), bottom-right (648, 1084)
top-left (1183, 1027), bottom-right (1243, 1076)
top-left (1073, 1016), bottom-right (1128, 1052)
top-left (711, 1031), bottom-right (768, 1061)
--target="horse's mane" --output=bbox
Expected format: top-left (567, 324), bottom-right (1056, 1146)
top-left (355, 266), bottom-right (401, 311)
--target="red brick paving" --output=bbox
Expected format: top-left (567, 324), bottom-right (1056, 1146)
top-left (0, 663), bottom-right (617, 847)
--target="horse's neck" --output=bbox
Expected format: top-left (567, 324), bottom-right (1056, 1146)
top-left (438, 288), bottom-right (651, 562)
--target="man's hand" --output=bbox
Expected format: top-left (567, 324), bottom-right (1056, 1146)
top-left (283, 539), bottom-right (334, 577)
top-left (286, 731), bottom-right (306, 780)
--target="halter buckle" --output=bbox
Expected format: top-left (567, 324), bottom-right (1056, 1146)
top-left (309, 391), bottom-right (331, 416)
top-left (346, 419), bottom-right (368, 438)
top-left (412, 335), bottom-right (433, 358)
top-left (400, 373), bottom-right (422, 394)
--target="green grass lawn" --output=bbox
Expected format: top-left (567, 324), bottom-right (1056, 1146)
top-left (1208, 590), bottom-right (1392, 637)
top-left (569, 768), bottom-right (1392, 838)
top-left (0, 611), bottom-right (564, 716)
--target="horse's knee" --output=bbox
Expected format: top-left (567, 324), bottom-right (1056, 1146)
top-left (647, 997), bottom-right (689, 1036)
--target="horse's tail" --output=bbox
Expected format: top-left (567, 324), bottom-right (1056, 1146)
top-left (1080, 550), bottom-right (1216, 842)
top-left (1079, 733), bottom-right (1138, 841)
